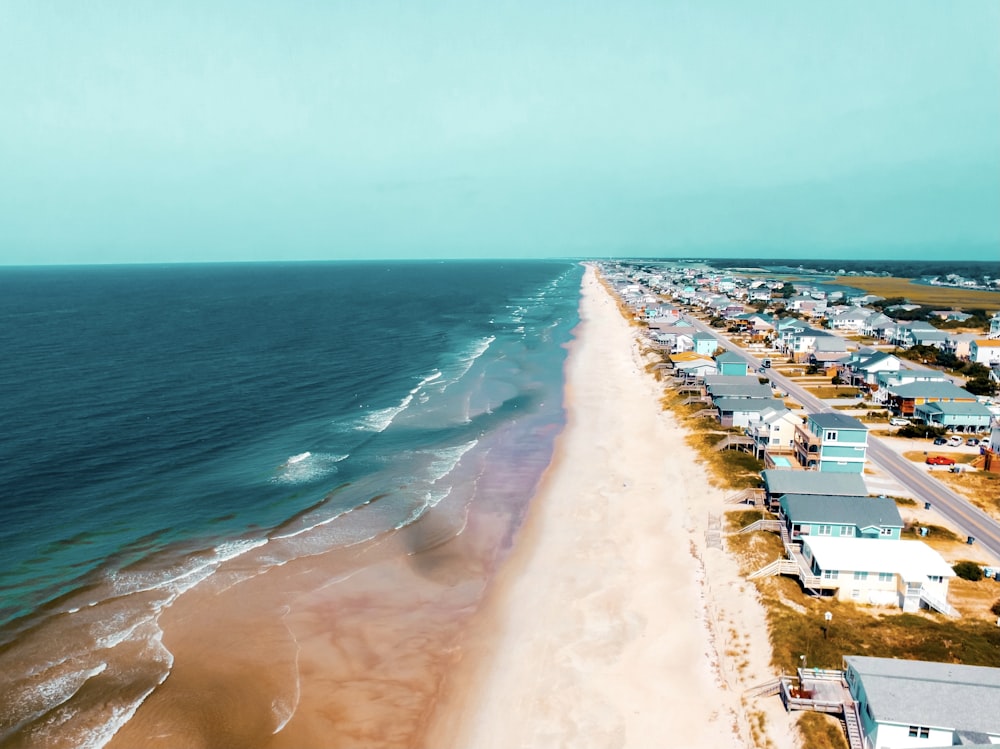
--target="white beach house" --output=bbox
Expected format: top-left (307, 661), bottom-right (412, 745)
top-left (801, 537), bottom-right (955, 614)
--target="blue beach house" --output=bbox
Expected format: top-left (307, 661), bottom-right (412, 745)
top-left (778, 494), bottom-right (903, 542)
top-left (714, 351), bottom-right (749, 377)
top-left (692, 333), bottom-right (718, 357)
top-left (793, 412), bottom-right (869, 473)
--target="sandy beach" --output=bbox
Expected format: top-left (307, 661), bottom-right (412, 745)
top-left (422, 265), bottom-right (794, 749)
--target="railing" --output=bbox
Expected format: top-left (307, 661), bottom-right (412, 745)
top-left (738, 519), bottom-right (782, 534)
top-left (919, 587), bottom-right (959, 618)
top-left (724, 488), bottom-right (767, 506)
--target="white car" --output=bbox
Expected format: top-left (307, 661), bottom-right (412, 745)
top-left (889, 418), bottom-right (909, 426)
top-left (947, 436), bottom-right (963, 447)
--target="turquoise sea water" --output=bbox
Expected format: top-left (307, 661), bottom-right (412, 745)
top-left (0, 260), bottom-right (581, 746)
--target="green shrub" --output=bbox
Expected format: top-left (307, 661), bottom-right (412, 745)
top-left (953, 561), bottom-right (984, 581)
top-left (991, 599), bottom-right (1000, 617)
top-left (898, 424), bottom-right (947, 439)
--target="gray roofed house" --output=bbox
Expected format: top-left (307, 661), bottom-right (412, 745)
top-left (808, 412), bottom-right (867, 431)
top-left (713, 397), bottom-right (785, 429)
top-left (844, 656), bottom-right (1000, 749)
top-left (778, 494), bottom-right (903, 540)
top-left (706, 382), bottom-right (774, 399)
top-left (761, 470), bottom-right (868, 503)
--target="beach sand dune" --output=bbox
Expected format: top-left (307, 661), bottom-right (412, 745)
top-left (422, 265), bottom-right (792, 749)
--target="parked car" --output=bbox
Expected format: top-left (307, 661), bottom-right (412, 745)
top-left (926, 455), bottom-right (956, 466)
top-left (966, 438), bottom-right (980, 447)
top-left (889, 418), bottom-right (909, 426)
top-left (947, 436), bottom-right (963, 446)
top-left (933, 437), bottom-right (947, 445)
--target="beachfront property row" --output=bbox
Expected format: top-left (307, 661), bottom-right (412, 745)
top-left (746, 473), bottom-right (957, 616)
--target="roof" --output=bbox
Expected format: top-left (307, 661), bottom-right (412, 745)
top-left (974, 339), bottom-right (1000, 348)
top-left (714, 397), bottom-right (785, 413)
top-left (915, 401), bottom-right (993, 417)
top-left (778, 494), bottom-right (903, 528)
top-left (714, 351), bottom-right (746, 364)
top-left (844, 656), bottom-right (1000, 736)
top-left (889, 381), bottom-right (976, 399)
top-left (670, 351), bottom-right (714, 363)
top-left (809, 412), bottom-right (867, 431)
top-left (803, 537), bottom-right (954, 581)
top-left (762, 470), bottom-right (868, 497)
top-left (707, 382), bottom-right (775, 399)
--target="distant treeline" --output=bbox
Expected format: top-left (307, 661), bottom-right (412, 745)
top-left (706, 258), bottom-right (1000, 280)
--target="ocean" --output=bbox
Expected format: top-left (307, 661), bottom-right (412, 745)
top-left (0, 260), bottom-right (582, 747)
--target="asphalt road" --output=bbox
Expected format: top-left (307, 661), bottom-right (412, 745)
top-left (681, 314), bottom-right (1000, 560)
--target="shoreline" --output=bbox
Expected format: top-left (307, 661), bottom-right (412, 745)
top-left (422, 264), bottom-right (795, 748)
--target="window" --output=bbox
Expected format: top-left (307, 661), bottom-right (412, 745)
top-left (928, 575), bottom-right (944, 584)
top-left (851, 589), bottom-right (861, 600)
top-left (840, 526), bottom-right (855, 537)
top-left (823, 569), bottom-right (838, 580)
top-left (878, 572), bottom-right (893, 583)
top-left (817, 525), bottom-right (832, 536)
top-left (879, 527), bottom-right (894, 537)
top-left (824, 430), bottom-right (838, 441)
top-left (853, 571), bottom-right (868, 581)
top-left (908, 726), bottom-right (930, 739)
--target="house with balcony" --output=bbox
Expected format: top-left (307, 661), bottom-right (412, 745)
top-left (843, 351), bottom-right (902, 389)
top-left (669, 352), bottom-right (717, 381)
top-left (801, 537), bottom-right (955, 612)
top-left (883, 380), bottom-right (978, 420)
top-left (913, 400), bottom-right (993, 433)
top-left (990, 311), bottom-right (1000, 338)
top-left (941, 332), bottom-right (978, 361)
top-left (715, 397), bottom-right (787, 429)
top-left (793, 412), bottom-right (869, 473)
top-left (844, 656), bottom-right (1000, 749)
top-left (970, 338), bottom-right (1000, 365)
top-left (778, 494), bottom-right (903, 543)
top-left (748, 407), bottom-right (802, 462)
top-left (828, 307), bottom-right (875, 332)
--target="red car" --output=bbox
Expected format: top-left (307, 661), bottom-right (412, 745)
top-left (926, 455), bottom-right (956, 466)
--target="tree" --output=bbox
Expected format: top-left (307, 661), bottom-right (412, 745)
top-left (965, 377), bottom-right (998, 397)
top-left (953, 561), bottom-right (984, 581)
top-left (780, 282), bottom-right (796, 299)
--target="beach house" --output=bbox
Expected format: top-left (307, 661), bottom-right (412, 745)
top-left (883, 380), bottom-right (978, 420)
top-left (778, 494), bottom-right (903, 542)
top-left (912, 400), bottom-right (993, 433)
top-left (844, 656), bottom-right (1000, 748)
top-left (761, 469), bottom-right (869, 509)
top-left (793, 412), bottom-right (869, 473)
top-left (692, 333), bottom-right (719, 357)
top-left (801, 537), bottom-right (955, 612)
top-left (714, 350), bottom-right (750, 376)
top-left (970, 338), bottom-right (1000, 365)
top-left (747, 407), bottom-right (802, 462)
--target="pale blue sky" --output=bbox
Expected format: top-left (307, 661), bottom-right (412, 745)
top-left (1, 0), bottom-right (998, 264)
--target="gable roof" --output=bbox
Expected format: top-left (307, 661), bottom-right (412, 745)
top-left (778, 494), bottom-right (903, 528)
top-left (762, 470), bottom-right (868, 497)
top-left (914, 401), bottom-right (993, 417)
top-left (888, 381), bottom-right (975, 399)
top-left (714, 351), bottom-right (746, 364)
top-left (844, 656), bottom-right (1000, 737)
top-left (713, 397), bottom-right (785, 413)
top-left (809, 412), bottom-right (867, 431)
top-left (707, 382), bottom-right (775, 399)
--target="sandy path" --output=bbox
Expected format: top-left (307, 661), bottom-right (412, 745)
top-left (422, 265), bottom-right (796, 749)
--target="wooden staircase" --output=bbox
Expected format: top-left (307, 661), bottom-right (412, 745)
top-left (919, 587), bottom-right (960, 618)
top-left (842, 700), bottom-right (864, 749)
top-left (738, 519), bottom-right (782, 534)
top-left (724, 488), bottom-right (767, 506)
